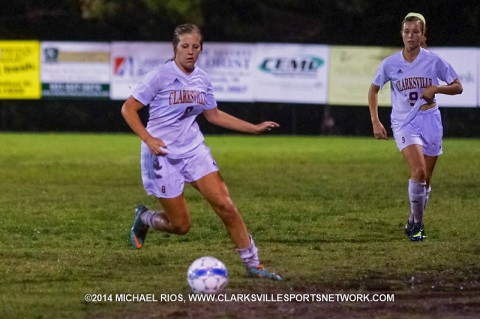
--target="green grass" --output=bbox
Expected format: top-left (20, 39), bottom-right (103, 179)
top-left (0, 133), bottom-right (479, 318)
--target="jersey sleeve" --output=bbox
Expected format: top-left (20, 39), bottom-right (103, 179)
top-left (131, 69), bottom-right (160, 106)
top-left (204, 79), bottom-right (218, 110)
top-left (372, 60), bottom-right (389, 89)
top-left (436, 56), bottom-right (459, 85)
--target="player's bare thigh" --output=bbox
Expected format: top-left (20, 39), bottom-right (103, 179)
top-left (190, 171), bottom-right (232, 208)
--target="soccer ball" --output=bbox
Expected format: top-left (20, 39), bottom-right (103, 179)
top-left (187, 256), bottom-right (228, 294)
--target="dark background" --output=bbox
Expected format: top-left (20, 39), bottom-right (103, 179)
top-left (1, 0), bottom-right (479, 136)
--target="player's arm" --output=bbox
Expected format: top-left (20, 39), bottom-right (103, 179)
top-left (203, 107), bottom-right (279, 134)
top-left (368, 83), bottom-right (388, 140)
top-left (422, 78), bottom-right (463, 102)
top-left (121, 96), bottom-right (167, 156)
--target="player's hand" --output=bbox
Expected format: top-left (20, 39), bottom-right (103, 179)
top-left (145, 136), bottom-right (168, 156)
top-left (421, 86), bottom-right (436, 104)
top-left (254, 121), bottom-right (280, 134)
top-left (372, 122), bottom-right (388, 140)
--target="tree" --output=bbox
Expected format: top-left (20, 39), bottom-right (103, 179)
top-left (0, 0), bottom-right (477, 44)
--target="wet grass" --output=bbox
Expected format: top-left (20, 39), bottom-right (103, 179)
top-left (0, 133), bottom-right (479, 318)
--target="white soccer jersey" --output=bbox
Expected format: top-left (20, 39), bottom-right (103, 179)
top-left (132, 60), bottom-right (217, 158)
top-left (372, 48), bottom-right (458, 130)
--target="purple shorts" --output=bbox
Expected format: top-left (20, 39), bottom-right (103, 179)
top-left (141, 143), bottom-right (219, 198)
top-left (393, 107), bottom-right (443, 156)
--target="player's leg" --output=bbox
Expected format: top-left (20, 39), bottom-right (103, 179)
top-left (131, 195), bottom-right (191, 248)
top-left (191, 171), bottom-right (249, 248)
top-left (413, 108), bottom-right (443, 236)
top-left (149, 195), bottom-right (191, 234)
top-left (394, 124), bottom-right (427, 239)
top-left (131, 148), bottom-right (190, 248)
top-left (402, 144), bottom-right (427, 182)
top-left (401, 144), bottom-right (427, 241)
top-left (423, 155), bottom-right (438, 211)
top-left (191, 172), bottom-right (282, 280)
top-left (422, 108), bottom-right (443, 213)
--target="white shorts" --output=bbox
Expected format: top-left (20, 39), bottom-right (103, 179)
top-left (140, 143), bottom-right (219, 198)
top-left (393, 107), bottom-right (443, 156)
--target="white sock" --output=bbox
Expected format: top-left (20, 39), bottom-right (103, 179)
top-left (424, 185), bottom-right (432, 212)
top-left (408, 179), bottom-right (427, 224)
top-left (237, 236), bottom-right (259, 268)
top-left (140, 210), bottom-right (159, 229)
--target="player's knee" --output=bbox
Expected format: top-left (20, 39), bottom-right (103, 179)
top-left (412, 167), bottom-right (427, 181)
top-left (168, 214), bottom-right (191, 235)
top-left (172, 222), bottom-right (190, 235)
top-left (216, 197), bottom-right (235, 212)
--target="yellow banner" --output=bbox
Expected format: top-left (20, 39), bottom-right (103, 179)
top-left (0, 41), bottom-right (41, 99)
top-left (328, 46), bottom-right (399, 106)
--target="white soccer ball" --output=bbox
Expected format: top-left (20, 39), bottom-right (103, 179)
top-left (187, 256), bottom-right (228, 294)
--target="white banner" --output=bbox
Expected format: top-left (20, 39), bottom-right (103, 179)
top-left (110, 42), bottom-right (172, 100)
top-left (429, 47), bottom-right (478, 108)
top-left (252, 44), bottom-right (329, 104)
top-left (196, 43), bottom-right (255, 102)
top-left (33, 41), bottom-right (480, 107)
top-left (41, 42), bottom-right (110, 98)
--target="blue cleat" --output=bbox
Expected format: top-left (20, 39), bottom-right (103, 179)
top-left (247, 263), bottom-right (283, 281)
top-left (130, 205), bottom-right (149, 249)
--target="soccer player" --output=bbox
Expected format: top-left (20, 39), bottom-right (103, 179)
top-left (368, 13), bottom-right (463, 241)
top-left (121, 23), bottom-right (282, 280)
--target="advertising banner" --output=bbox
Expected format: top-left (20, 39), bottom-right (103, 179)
top-left (252, 43), bottom-right (329, 104)
top-left (196, 42), bottom-right (255, 102)
top-left (41, 42), bottom-right (110, 98)
top-left (429, 47), bottom-right (478, 108)
top-left (2, 40), bottom-right (478, 107)
top-left (110, 42), bottom-right (172, 100)
top-left (328, 46), bottom-right (399, 107)
top-left (0, 41), bottom-right (40, 99)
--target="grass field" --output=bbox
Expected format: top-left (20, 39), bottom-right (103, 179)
top-left (0, 133), bottom-right (479, 318)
